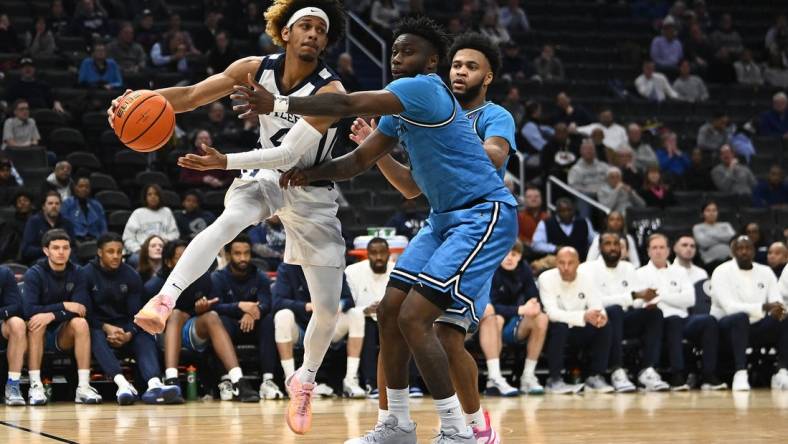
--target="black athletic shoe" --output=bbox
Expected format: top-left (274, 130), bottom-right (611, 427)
top-left (234, 379), bottom-right (260, 403)
top-left (701, 374), bottom-right (727, 391)
top-left (162, 377), bottom-right (186, 403)
top-left (670, 372), bottom-right (690, 391)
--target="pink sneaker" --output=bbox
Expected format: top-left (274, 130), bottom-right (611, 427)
top-left (134, 294), bottom-right (175, 334)
top-left (286, 374), bottom-right (315, 435)
top-left (472, 410), bottom-right (500, 444)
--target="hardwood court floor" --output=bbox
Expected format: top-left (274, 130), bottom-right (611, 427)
top-left (2, 390), bottom-right (788, 443)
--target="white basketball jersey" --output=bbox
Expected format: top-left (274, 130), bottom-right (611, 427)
top-left (239, 53), bottom-right (341, 181)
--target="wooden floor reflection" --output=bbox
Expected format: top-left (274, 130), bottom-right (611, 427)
top-left (2, 390), bottom-right (787, 443)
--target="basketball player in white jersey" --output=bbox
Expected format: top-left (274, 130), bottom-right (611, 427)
top-left (107, 0), bottom-right (349, 435)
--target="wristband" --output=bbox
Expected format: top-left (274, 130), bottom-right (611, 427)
top-left (273, 94), bottom-right (290, 113)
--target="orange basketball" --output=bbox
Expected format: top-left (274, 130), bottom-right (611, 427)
top-left (112, 90), bottom-right (175, 152)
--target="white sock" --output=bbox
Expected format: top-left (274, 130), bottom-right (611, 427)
top-left (387, 387), bottom-right (411, 426)
top-left (29, 370), bottom-right (42, 386)
top-left (298, 362), bottom-right (320, 384)
top-left (466, 408), bottom-right (486, 429)
top-left (377, 408), bottom-right (390, 425)
top-left (346, 357), bottom-right (360, 380)
top-left (435, 394), bottom-right (467, 433)
top-left (281, 359), bottom-right (295, 381)
top-left (524, 359), bottom-right (538, 378)
top-left (160, 280), bottom-right (184, 302)
top-left (148, 377), bottom-right (163, 389)
top-left (165, 368), bottom-right (178, 380)
top-left (486, 359), bottom-right (502, 381)
top-left (7, 372), bottom-right (21, 382)
top-left (113, 374), bottom-right (130, 390)
top-left (263, 372), bottom-right (274, 381)
top-left (78, 369), bottom-right (90, 387)
top-left (228, 367), bottom-right (243, 384)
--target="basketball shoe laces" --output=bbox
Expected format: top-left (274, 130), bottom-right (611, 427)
top-left (294, 385), bottom-right (313, 416)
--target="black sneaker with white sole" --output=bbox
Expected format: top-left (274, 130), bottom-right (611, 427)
top-left (234, 379), bottom-right (260, 403)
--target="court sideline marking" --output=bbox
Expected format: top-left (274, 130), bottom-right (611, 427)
top-left (0, 420), bottom-right (78, 443)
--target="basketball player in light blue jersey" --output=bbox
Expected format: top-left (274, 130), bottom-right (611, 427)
top-left (230, 17), bottom-right (518, 444)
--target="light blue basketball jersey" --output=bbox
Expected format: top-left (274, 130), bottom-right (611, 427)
top-left (377, 74), bottom-right (516, 213)
top-left (464, 101), bottom-right (517, 180)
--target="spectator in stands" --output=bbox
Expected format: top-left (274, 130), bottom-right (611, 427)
top-left (518, 186), bottom-right (549, 246)
top-left (568, 138), bottom-right (609, 202)
top-left (479, 10), bottom-right (511, 46)
top-left (134, 9), bottom-right (159, 53)
top-left (107, 22), bottom-right (146, 75)
top-left (136, 234), bottom-right (163, 283)
top-left (650, 18), bottom-right (683, 71)
top-left (540, 123), bottom-right (580, 182)
top-left (2, 100), bottom-right (41, 150)
top-left (693, 200), bottom-right (736, 270)
top-left (551, 92), bottom-right (593, 127)
top-left (532, 198), bottom-right (595, 260)
top-left (684, 147), bottom-right (715, 191)
top-left (207, 31), bottom-right (239, 76)
top-left (697, 112), bottom-right (732, 151)
top-left (0, 264), bottom-right (25, 405)
top-left (664, 1), bottom-right (689, 32)
top-left (174, 190), bottom-right (216, 241)
top-left (235, 2), bottom-right (266, 45)
top-left (4, 58), bottom-right (65, 113)
top-left (765, 15), bottom-right (788, 59)
top-left (78, 43), bottom-right (124, 90)
top-left (194, 10), bottom-right (224, 54)
top-left (23, 229), bottom-right (102, 405)
top-left (577, 108), bottom-right (627, 150)
top-left (481, 240), bottom-right (547, 396)
top-left (710, 13), bottom-right (744, 56)
top-left (27, 16), bottom-right (57, 58)
top-left (164, 13), bottom-right (197, 51)
top-left (344, 238), bottom-right (393, 393)
top-left (635, 60), bottom-right (680, 102)
top-left (638, 233), bottom-right (726, 390)
top-left (743, 222), bottom-right (769, 265)
top-left (587, 210), bottom-right (640, 267)
top-left (122, 184), bottom-right (179, 257)
top-left (447, 16), bottom-right (466, 37)
top-left (540, 247), bottom-right (611, 394)
top-left (21, 191), bottom-right (76, 264)
top-left (149, 239), bottom-right (259, 402)
top-left (370, 0), bottom-right (400, 37)
top-left (598, 167), bottom-right (646, 216)
top-left (249, 217), bottom-right (286, 271)
top-left (734, 49), bottom-right (764, 86)
top-left (0, 14), bottom-right (21, 53)
top-left (0, 156), bottom-right (22, 192)
top-left (533, 44), bottom-right (564, 83)
top-left (46, 0), bottom-right (70, 36)
top-left (273, 262), bottom-right (366, 398)
top-left (622, 123), bottom-right (658, 171)
top-left (70, 0), bottom-right (111, 43)
top-left (498, 0), bottom-right (530, 34)
top-left (683, 22), bottom-right (714, 72)
top-left (42, 161), bottom-right (73, 201)
top-left (673, 59), bottom-right (709, 102)
top-left (655, 130), bottom-right (690, 180)
top-left (753, 165), bottom-right (788, 208)
top-left (211, 234), bottom-right (281, 400)
top-left (61, 176), bottom-right (107, 241)
top-left (0, 190), bottom-right (33, 262)
top-left (501, 86), bottom-right (525, 127)
top-left (758, 92), bottom-right (788, 138)
top-left (707, 46), bottom-right (738, 85)
top-left (151, 31), bottom-right (193, 75)
top-left (611, 145), bottom-right (643, 188)
top-left (711, 144), bottom-right (757, 195)
top-left (520, 101), bottom-right (554, 153)
top-left (85, 232), bottom-right (182, 405)
top-left (128, 0), bottom-right (170, 19)
top-left (385, 198), bottom-right (428, 240)
top-left (589, 127), bottom-right (612, 163)
top-left (768, 242), bottom-right (787, 277)
top-left (639, 165), bottom-right (677, 209)
top-left (179, 129), bottom-right (235, 188)
top-left (205, 102), bottom-right (240, 146)
top-left (711, 235), bottom-right (788, 391)
top-left (672, 234), bottom-right (709, 285)
top-left (336, 53), bottom-right (362, 93)
top-left (500, 41), bottom-right (531, 82)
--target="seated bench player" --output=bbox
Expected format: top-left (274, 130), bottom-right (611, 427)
top-left (211, 234), bottom-right (282, 399)
top-left (146, 239), bottom-right (259, 402)
top-left (85, 232), bottom-right (184, 404)
top-left (273, 262), bottom-right (366, 398)
top-left (23, 229), bottom-right (102, 405)
top-left (1, 264), bottom-right (26, 405)
top-left (540, 247), bottom-right (611, 394)
top-left (480, 240), bottom-right (548, 396)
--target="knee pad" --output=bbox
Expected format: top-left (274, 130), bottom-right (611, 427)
top-left (274, 309), bottom-right (296, 343)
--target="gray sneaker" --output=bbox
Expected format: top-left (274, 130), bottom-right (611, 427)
top-left (4, 380), bottom-right (25, 406)
top-left (545, 377), bottom-right (584, 394)
top-left (431, 425), bottom-right (475, 444)
top-left (344, 415), bottom-right (417, 444)
top-left (584, 375), bottom-right (614, 393)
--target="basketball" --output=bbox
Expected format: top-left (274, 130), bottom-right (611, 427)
top-left (112, 90), bottom-right (175, 152)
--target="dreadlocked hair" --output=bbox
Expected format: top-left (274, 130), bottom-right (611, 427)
top-left (448, 32), bottom-right (502, 77)
top-left (393, 16), bottom-right (451, 62)
top-left (264, 0), bottom-right (346, 48)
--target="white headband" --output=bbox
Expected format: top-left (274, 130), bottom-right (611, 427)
top-left (286, 7), bottom-right (330, 33)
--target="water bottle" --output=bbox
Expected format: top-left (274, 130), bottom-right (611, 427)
top-left (186, 366), bottom-right (198, 401)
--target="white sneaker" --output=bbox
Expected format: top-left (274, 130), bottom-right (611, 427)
top-left (259, 377), bottom-right (284, 399)
top-left (584, 375), bottom-right (614, 393)
top-left (116, 384), bottom-right (138, 405)
top-left (611, 368), bottom-right (636, 393)
top-left (75, 385), bottom-right (103, 404)
top-left (771, 369), bottom-right (788, 391)
top-left (732, 370), bottom-right (750, 391)
top-left (344, 415), bottom-right (417, 444)
top-left (218, 376), bottom-right (233, 401)
top-left (638, 367), bottom-right (669, 392)
top-left (484, 377), bottom-right (519, 397)
top-left (343, 377), bottom-right (367, 398)
top-left (314, 383), bottom-right (335, 397)
top-left (545, 378), bottom-right (584, 394)
top-left (28, 382), bottom-right (47, 406)
top-left (520, 374), bottom-right (544, 395)
top-left (432, 425), bottom-right (475, 444)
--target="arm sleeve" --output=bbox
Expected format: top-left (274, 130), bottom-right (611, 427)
top-left (225, 118), bottom-right (323, 170)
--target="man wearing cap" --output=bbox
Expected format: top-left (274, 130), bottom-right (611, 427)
top-left (4, 58), bottom-right (65, 113)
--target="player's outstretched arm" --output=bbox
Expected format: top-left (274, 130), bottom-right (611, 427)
top-left (484, 136), bottom-right (511, 169)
